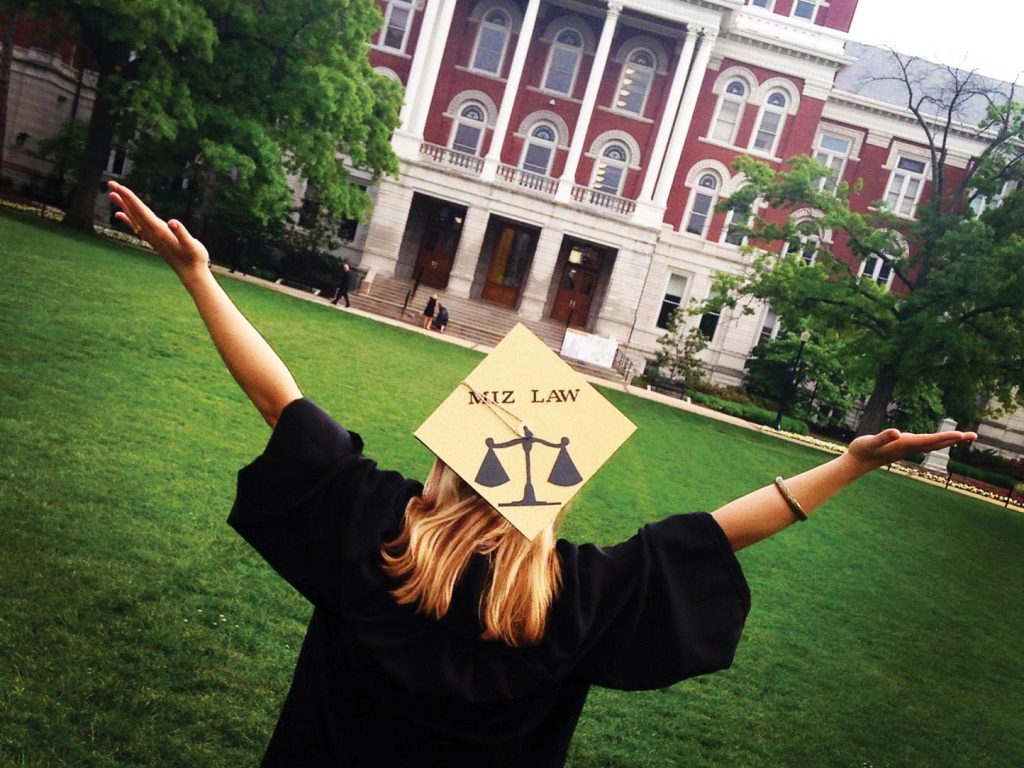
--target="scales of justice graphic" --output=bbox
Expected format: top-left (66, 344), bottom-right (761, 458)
top-left (474, 426), bottom-right (583, 507)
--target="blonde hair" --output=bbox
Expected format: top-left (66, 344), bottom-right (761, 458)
top-left (381, 459), bottom-right (562, 647)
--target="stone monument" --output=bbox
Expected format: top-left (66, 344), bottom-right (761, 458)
top-left (920, 417), bottom-right (959, 473)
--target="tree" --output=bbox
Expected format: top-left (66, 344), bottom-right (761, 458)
top-left (709, 54), bottom-right (1024, 435)
top-left (654, 306), bottom-right (708, 387)
top-left (32, 0), bottom-right (400, 231)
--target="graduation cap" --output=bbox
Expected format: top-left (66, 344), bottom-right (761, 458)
top-left (415, 324), bottom-right (636, 540)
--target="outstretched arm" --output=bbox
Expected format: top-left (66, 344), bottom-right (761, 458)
top-left (711, 429), bottom-right (977, 551)
top-left (108, 181), bottom-right (301, 428)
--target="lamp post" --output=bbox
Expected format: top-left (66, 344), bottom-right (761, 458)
top-left (774, 330), bottom-right (811, 430)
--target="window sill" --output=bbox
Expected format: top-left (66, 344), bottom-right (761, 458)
top-left (526, 85), bottom-right (582, 105)
top-left (867, 204), bottom-right (918, 221)
top-left (597, 105), bottom-right (654, 125)
top-left (454, 65), bottom-right (508, 83)
top-left (697, 136), bottom-right (782, 163)
top-left (369, 44), bottom-right (412, 59)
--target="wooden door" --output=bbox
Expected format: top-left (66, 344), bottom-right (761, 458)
top-left (414, 226), bottom-right (455, 289)
top-left (551, 246), bottom-right (603, 327)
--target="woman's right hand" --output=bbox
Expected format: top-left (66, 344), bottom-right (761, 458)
top-left (108, 181), bottom-right (210, 284)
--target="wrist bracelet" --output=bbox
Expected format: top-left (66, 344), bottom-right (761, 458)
top-left (774, 476), bottom-right (808, 522)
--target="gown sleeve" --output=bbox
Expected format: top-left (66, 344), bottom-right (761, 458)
top-left (227, 398), bottom-right (415, 610)
top-left (566, 512), bottom-right (751, 691)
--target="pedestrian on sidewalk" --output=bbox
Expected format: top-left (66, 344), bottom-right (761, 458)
top-left (330, 263), bottom-right (351, 307)
top-left (422, 293), bottom-right (438, 329)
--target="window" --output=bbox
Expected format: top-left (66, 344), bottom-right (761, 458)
top-left (451, 102), bottom-right (488, 155)
top-left (814, 133), bottom-right (852, 193)
top-left (758, 306), bottom-right (779, 343)
top-left (685, 173), bottom-right (720, 237)
top-left (783, 232), bottom-right (819, 265)
top-left (657, 274), bottom-right (688, 329)
top-left (723, 209), bottom-right (750, 246)
top-left (380, 0), bottom-right (414, 51)
top-left (970, 180), bottom-right (1019, 217)
top-left (750, 91), bottom-right (788, 156)
top-left (884, 156), bottom-right (928, 216)
top-left (592, 143), bottom-right (629, 195)
top-left (107, 148), bottom-right (128, 176)
top-left (543, 29), bottom-right (583, 95)
top-left (472, 9), bottom-right (511, 75)
top-left (711, 80), bottom-right (747, 145)
top-left (859, 255), bottom-right (893, 288)
top-left (791, 0), bottom-right (819, 21)
top-left (698, 310), bottom-right (720, 341)
top-left (521, 123), bottom-right (558, 175)
top-left (750, 0), bottom-right (774, 7)
top-left (615, 49), bottom-right (655, 115)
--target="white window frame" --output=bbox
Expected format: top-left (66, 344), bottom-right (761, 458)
top-left (591, 142), bottom-right (630, 195)
top-left (470, 8), bottom-right (512, 75)
top-left (450, 102), bottom-right (488, 156)
top-left (749, 90), bottom-right (789, 157)
top-left (683, 172), bottom-right (721, 238)
top-left (520, 122), bottom-right (559, 176)
top-left (884, 154), bottom-right (929, 217)
top-left (814, 132), bottom-right (852, 193)
top-left (791, 0), bottom-right (820, 22)
top-left (542, 28), bottom-right (583, 96)
top-left (757, 305), bottom-right (780, 344)
top-left (379, 0), bottom-right (415, 52)
top-left (859, 255), bottom-right (895, 289)
top-left (656, 272), bottom-right (689, 330)
top-left (613, 48), bottom-right (656, 116)
top-left (709, 80), bottom-right (748, 146)
top-left (750, 0), bottom-right (775, 8)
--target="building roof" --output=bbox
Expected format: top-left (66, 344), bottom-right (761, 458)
top-left (835, 41), bottom-right (1017, 127)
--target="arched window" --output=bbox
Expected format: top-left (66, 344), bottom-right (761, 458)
top-left (685, 172), bottom-right (720, 237)
top-left (521, 123), bottom-right (558, 175)
top-left (615, 49), bottom-right (655, 115)
top-left (591, 142), bottom-right (630, 195)
top-left (750, 90), bottom-right (788, 156)
top-left (710, 80), bottom-right (747, 145)
top-left (543, 29), bottom-right (583, 95)
top-left (451, 102), bottom-right (488, 155)
top-left (472, 9), bottom-right (511, 75)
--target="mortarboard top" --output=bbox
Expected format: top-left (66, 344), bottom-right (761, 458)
top-left (415, 323), bottom-right (636, 540)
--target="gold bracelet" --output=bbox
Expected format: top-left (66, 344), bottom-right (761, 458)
top-left (774, 476), bottom-right (808, 522)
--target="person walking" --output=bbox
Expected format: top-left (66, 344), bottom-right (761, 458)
top-left (330, 262), bottom-right (351, 307)
top-left (108, 179), bottom-right (975, 768)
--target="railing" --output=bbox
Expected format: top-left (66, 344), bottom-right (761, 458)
top-left (496, 165), bottom-right (559, 195)
top-left (419, 143), bottom-right (484, 174)
top-left (571, 185), bottom-right (637, 216)
top-left (612, 346), bottom-right (636, 382)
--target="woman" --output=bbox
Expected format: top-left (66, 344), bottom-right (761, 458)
top-left (108, 181), bottom-right (975, 767)
top-left (422, 293), bottom-right (438, 329)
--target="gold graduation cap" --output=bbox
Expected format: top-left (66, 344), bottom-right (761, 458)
top-left (415, 324), bottom-right (636, 540)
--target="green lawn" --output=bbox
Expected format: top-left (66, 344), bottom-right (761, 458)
top-left (1, 209), bottom-right (1022, 767)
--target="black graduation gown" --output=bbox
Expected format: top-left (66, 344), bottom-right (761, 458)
top-left (229, 399), bottom-right (750, 767)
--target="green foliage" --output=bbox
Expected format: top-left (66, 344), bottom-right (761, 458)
top-left (946, 460), bottom-right (1017, 491)
top-left (3, 211), bottom-right (1024, 767)
top-left (653, 306), bottom-right (708, 385)
top-left (689, 391), bottom-right (809, 434)
top-left (34, 117), bottom-right (88, 185)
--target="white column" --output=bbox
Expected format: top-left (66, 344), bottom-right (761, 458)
top-left (638, 28), bottom-right (697, 202)
top-left (652, 30), bottom-right (716, 209)
top-left (393, 0), bottom-right (459, 157)
top-left (555, 2), bottom-right (621, 201)
top-left (446, 206), bottom-right (490, 298)
top-left (481, 0), bottom-right (543, 181)
top-left (518, 227), bottom-right (565, 320)
top-left (359, 180), bottom-right (416, 277)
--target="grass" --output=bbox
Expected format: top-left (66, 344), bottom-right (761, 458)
top-left (1, 209), bottom-right (1022, 767)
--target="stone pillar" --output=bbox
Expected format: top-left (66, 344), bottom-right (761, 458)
top-left (518, 226), bottom-right (565, 320)
top-left (446, 206), bottom-right (491, 298)
top-left (921, 417), bottom-right (960, 472)
top-left (555, 2), bottom-right (621, 201)
top-left (359, 181), bottom-right (416, 277)
top-left (637, 28), bottom-right (697, 204)
top-left (481, 0), bottom-right (543, 181)
top-left (393, 0), bottom-right (459, 158)
top-left (652, 30), bottom-right (716, 209)
top-left (592, 242), bottom-right (654, 341)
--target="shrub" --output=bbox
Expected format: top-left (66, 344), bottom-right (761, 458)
top-left (690, 392), bottom-right (809, 434)
top-left (947, 460), bottom-right (1016, 491)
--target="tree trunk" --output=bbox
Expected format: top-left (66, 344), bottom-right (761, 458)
top-left (857, 363), bottom-right (899, 436)
top-left (62, 60), bottom-right (119, 231)
top-left (0, 12), bottom-right (17, 172)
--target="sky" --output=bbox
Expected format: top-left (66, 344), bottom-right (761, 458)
top-left (847, 0), bottom-right (1023, 85)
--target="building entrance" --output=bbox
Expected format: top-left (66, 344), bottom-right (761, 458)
top-left (481, 220), bottom-right (538, 308)
top-left (412, 198), bottom-right (466, 289)
top-left (550, 241), bottom-right (609, 327)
